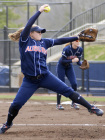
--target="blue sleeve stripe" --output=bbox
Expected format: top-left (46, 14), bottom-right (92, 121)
top-left (20, 36), bottom-right (29, 42)
top-left (51, 39), bottom-right (54, 47)
top-left (62, 54), bottom-right (67, 58)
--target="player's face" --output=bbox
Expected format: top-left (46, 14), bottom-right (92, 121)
top-left (30, 31), bottom-right (42, 41)
top-left (72, 40), bottom-right (80, 49)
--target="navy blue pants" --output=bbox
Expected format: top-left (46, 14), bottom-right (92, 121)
top-left (56, 63), bottom-right (77, 105)
top-left (57, 63), bottom-right (77, 90)
top-left (11, 71), bottom-right (74, 110)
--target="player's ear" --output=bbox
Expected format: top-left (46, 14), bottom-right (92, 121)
top-left (30, 32), bottom-right (33, 37)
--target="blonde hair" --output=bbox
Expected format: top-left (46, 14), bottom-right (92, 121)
top-left (64, 35), bottom-right (78, 47)
top-left (8, 24), bottom-right (37, 42)
top-left (64, 42), bottom-right (71, 47)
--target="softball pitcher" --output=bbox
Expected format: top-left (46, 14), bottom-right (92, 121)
top-left (0, 4), bottom-right (103, 134)
top-left (56, 40), bottom-right (82, 110)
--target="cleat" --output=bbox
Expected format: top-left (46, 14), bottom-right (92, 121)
top-left (88, 105), bottom-right (104, 116)
top-left (71, 103), bottom-right (80, 110)
top-left (0, 122), bottom-right (13, 134)
top-left (56, 104), bottom-right (64, 110)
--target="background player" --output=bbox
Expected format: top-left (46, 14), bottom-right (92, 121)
top-left (56, 40), bottom-right (83, 110)
top-left (0, 4), bottom-right (103, 134)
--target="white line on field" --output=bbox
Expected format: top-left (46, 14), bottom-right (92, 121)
top-left (0, 124), bottom-right (105, 127)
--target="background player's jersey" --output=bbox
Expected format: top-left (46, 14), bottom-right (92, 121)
top-left (58, 45), bottom-right (83, 67)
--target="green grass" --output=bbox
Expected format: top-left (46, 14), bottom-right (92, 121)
top-left (84, 44), bottom-right (105, 61)
top-left (0, 94), bottom-right (105, 102)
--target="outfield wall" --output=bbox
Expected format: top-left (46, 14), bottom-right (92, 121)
top-left (48, 61), bottom-right (105, 96)
top-left (0, 61), bottom-right (105, 96)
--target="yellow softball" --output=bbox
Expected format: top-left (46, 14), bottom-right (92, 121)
top-left (44, 6), bottom-right (51, 13)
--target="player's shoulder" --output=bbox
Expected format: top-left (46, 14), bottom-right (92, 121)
top-left (42, 38), bottom-right (53, 44)
top-left (62, 45), bottom-right (70, 55)
top-left (63, 45), bottom-right (70, 50)
top-left (41, 38), bottom-right (54, 48)
top-left (78, 46), bottom-right (83, 52)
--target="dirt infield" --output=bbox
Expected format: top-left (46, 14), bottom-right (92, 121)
top-left (0, 99), bottom-right (105, 140)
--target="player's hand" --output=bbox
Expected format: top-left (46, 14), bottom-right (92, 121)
top-left (72, 58), bottom-right (79, 63)
top-left (39, 4), bottom-right (49, 12)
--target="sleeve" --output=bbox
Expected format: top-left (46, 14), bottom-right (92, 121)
top-left (20, 11), bottom-right (41, 42)
top-left (53, 37), bottom-right (78, 45)
top-left (61, 56), bottom-right (72, 63)
top-left (77, 60), bottom-right (82, 66)
top-left (43, 38), bottom-right (54, 49)
top-left (62, 47), bottom-right (69, 58)
top-left (61, 47), bottom-right (72, 63)
top-left (77, 47), bottom-right (83, 66)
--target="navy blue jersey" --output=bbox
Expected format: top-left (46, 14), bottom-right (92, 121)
top-left (19, 37), bottom-right (54, 76)
top-left (59, 44), bottom-right (83, 66)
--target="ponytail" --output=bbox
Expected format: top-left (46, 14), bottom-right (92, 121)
top-left (64, 42), bottom-right (71, 47)
top-left (8, 24), bottom-right (38, 42)
top-left (8, 27), bottom-right (24, 42)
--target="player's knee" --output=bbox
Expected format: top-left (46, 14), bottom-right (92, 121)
top-left (9, 105), bottom-right (19, 116)
top-left (11, 101), bottom-right (24, 111)
top-left (61, 87), bottom-right (74, 97)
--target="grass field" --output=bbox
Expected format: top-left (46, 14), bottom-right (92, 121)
top-left (84, 44), bottom-right (105, 61)
top-left (0, 93), bottom-right (105, 102)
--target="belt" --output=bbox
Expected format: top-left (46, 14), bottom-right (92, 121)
top-left (25, 74), bottom-right (44, 80)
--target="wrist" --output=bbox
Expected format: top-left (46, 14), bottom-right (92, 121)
top-left (39, 10), bottom-right (43, 13)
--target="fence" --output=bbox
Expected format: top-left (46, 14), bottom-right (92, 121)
top-left (47, 1), bottom-right (105, 61)
top-left (48, 61), bottom-right (105, 96)
top-left (47, 23), bottom-right (105, 62)
top-left (0, 39), bottom-right (20, 92)
top-left (51, 2), bottom-right (105, 38)
top-left (0, 1), bottom-right (72, 38)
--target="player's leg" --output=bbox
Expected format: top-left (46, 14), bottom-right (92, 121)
top-left (40, 71), bottom-right (91, 107)
top-left (40, 71), bottom-right (104, 116)
top-left (66, 65), bottom-right (79, 110)
top-left (0, 77), bottom-right (39, 134)
top-left (56, 64), bottom-right (65, 110)
top-left (56, 94), bottom-right (64, 110)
